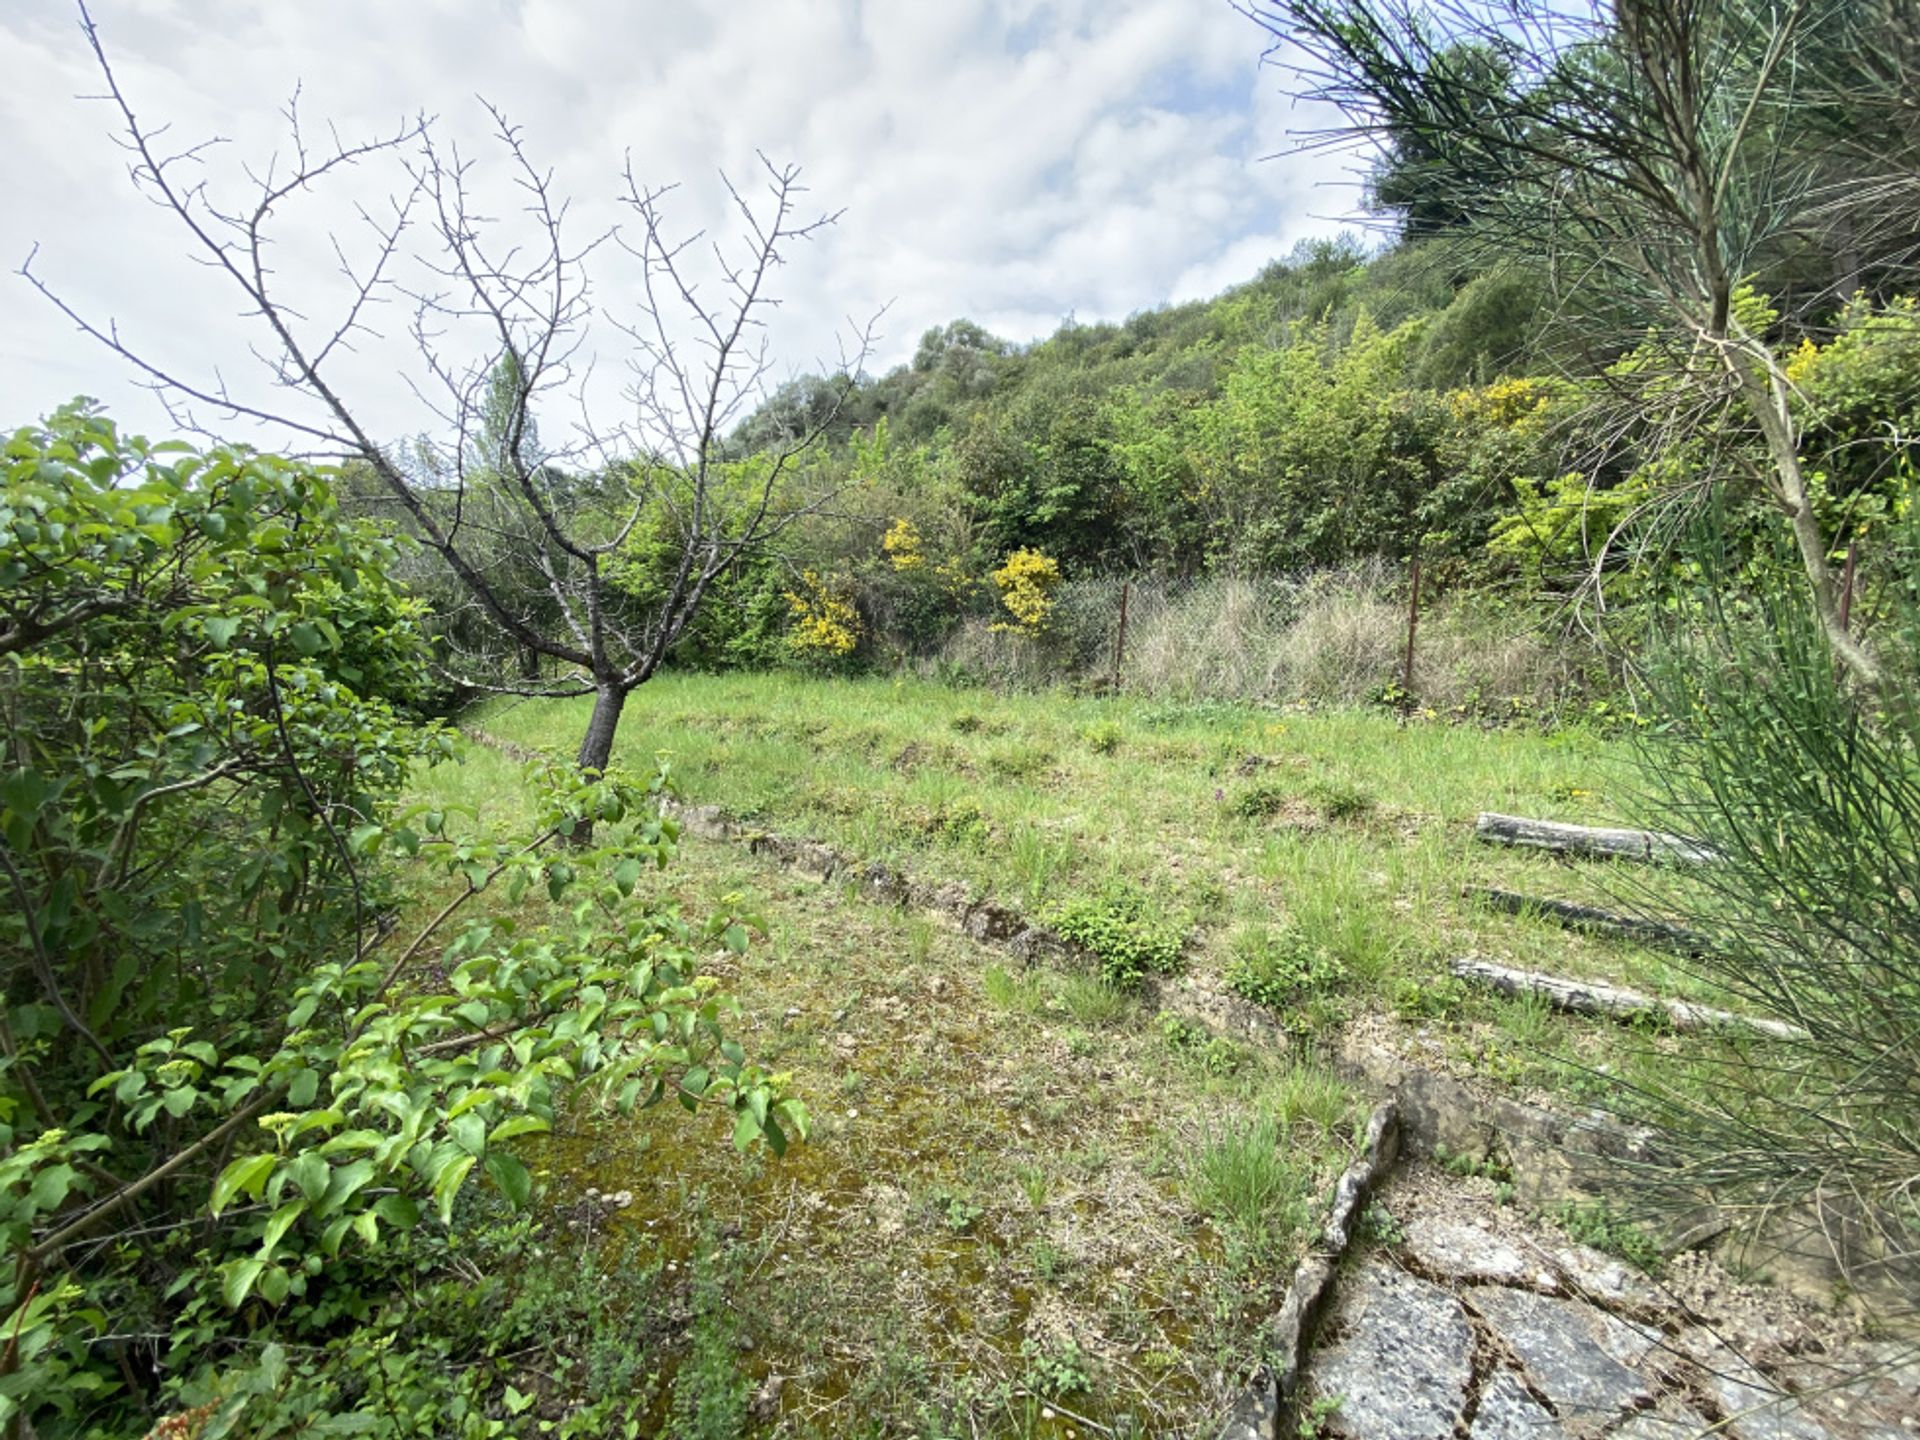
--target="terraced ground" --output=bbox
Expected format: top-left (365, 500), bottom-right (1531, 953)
top-left (411, 673), bottom-right (1828, 1438)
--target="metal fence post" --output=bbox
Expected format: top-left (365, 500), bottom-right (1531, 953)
top-left (1112, 580), bottom-right (1130, 690)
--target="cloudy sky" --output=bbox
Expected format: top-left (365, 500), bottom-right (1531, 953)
top-left (1, 0), bottom-right (1360, 448)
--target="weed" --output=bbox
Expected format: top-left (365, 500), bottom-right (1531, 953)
top-left (1305, 778), bottom-right (1377, 821)
top-left (1053, 971), bottom-right (1132, 1026)
top-left (1357, 1202), bottom-right (1406, 1247)
top-left (1297, 1394), bottom-right (1344, 1439)
top-left (1048, 884), bottom-right (1185, 987)
top-left (665, 1239), bottom-right (750, 1440)
top-left (1188, 1114), bottom-right (1311, 1253)
top-left (1019, 1336), bottom-right (1091, 1398)
top-left (1549, 1200), bottom-right (1664, 1275)
top-left (1435, 1142), bottom-right (1513, 1185)
top-left (1028, 1236), bottom-right (1070, 1281)
top-left (1391, 974), bottom-right (1469, 1021)
top-left (1015, 1165), bottom-right (1050, 1209)
top-left (1225, 923), bottom-right (1348, 1013)
top-left (926, 1184), bottom-right (985, 1234)
top-left (927, 795), bottom-right (993, 848)
top-left (982, 964), bottom-right (1020, 1008)
top-left (1262, 1063), bottom-right (1355, 1136)
top-left (1227, 782), bottom-right (1291, 820)
top-left (985, 743), bottom-right (1052, 781)
top-left (1081, 720), bottom-right (1123, 754)
top-left (1159, 1013), bottom-right (1243, 1074)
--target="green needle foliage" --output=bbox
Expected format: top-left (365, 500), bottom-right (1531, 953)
top-left (1619, 505), bottom-right (1920, 1306)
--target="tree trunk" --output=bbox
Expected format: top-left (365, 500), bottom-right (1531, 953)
top-left (569, 680), bottom-right (628, 845)
top-left (1732, 345), bottom-right (1883, 687)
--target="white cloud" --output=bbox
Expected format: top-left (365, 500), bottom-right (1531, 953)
top-left (0, 0), bottom-right (1356, 446)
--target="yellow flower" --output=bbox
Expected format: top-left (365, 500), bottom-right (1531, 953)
top-left (882, 517), bottom-right (925, 571)
top-left (784, 570), bottom-right (861, 655)
top-left (989, 548), bottom-right (1061, 635)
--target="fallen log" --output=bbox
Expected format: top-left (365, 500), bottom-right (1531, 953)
top-left (1463, 886), bottom-right (1710, 956)
top-left (1448, 956), bottom-right (1805, 1041)
top-left (1474, 812), bottom-right (1716, 865)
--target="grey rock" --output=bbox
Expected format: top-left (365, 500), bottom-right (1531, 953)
top-left (1470, 1287), bottom-right (1654, 1421)
top-left (1469, 1369), bottom-right (1556, 1440)
top-left (1612, 1404), bottom-right (1718, 1440)
top-left (1404, 1214), bottom-right (1541, 1287)
top-left (1707, 1360), bottom-right (1836, 1440)
top-left (1306, 1263), bottom-right (1474, 1440)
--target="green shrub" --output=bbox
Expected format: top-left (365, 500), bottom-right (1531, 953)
top-left (1226, 782), bottom-right (1291, 820)
top-left (1081, 720), bottom-right (1123, 754)
top-left (1225, 925), bottom-right (1348, 1010)
top-left (1305, 778), bottom-right (1377, 821)
top-left (1047, 885), bottom-right (1185, 987)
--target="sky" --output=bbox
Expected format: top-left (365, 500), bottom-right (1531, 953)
top-left (0, 0), bottom-right (1361, 451)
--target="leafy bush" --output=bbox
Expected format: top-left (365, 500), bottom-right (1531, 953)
top-left (0, 409), bottom-right (803, 1435)
top-left (1224, 925), bottom-right (1349, 1011)
top-left (1047, 886), bottom-right (1185, 987)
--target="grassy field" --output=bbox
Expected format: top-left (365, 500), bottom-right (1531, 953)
top-left (469, 671), bottom-right (1708, 1009)
top-left (416, 673), bottom-right (1710, 1435)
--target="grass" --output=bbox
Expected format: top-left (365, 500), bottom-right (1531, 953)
top-left (469, 670), bottom-right (1717, 1016)
top-left (407, 733), bottom-right (1363, 1437)
top-left (418, 670), bottom-right (1748, 1432)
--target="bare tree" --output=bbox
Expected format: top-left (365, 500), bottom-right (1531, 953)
top-left (1241, 0), bottom-right (1920, 687)
top-left (23, 3), bottom-right (876, 786)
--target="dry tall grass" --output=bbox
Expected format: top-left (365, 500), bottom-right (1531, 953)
top-left (930, 566), bottom-right (1593, 711)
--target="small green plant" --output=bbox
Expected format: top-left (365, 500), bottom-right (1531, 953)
top-left (985, 742), bottom-right (1052, 780)
top-left (1159, 1013), bottom-right (1243, 1074)
top-left (1297, 1393), bottom-right (1344, 1439)
top-left (1305, 778), bottom-right (1377, 821)
top-left (1018, 1336), bottom-right (1090, 1398)
top-left (1357, 1202), bottom-right (1406, 1247)
top-left (1227, 782), bottom-right (1290, 820)
top-left (928, 795), bottom-right (993, 847)
top-left (1188, 1114), bottom-right (1311, 1253)
top-left (927, 1185), bottom-right (985, 1234)
top-left (1028, 1236), bottom-right (1070, 1281)
top-left (1081, 720), bottom-right (1123, 754)
top-left (1391, 974), bottom-right (1469, 1021)
top-left (1048, 885), bottom-right (1185, 987)
top-left (1225, 924), bottom-right (1348, 1011)
top-left (1549, 1200), bottom-right (1664, 1275)
top-left (666, 1239), bottom-right (751, 1440)
top-left (1016, 1165), bottom-right (1051, 1209)
top-left (1435, 1142), bottom-right (1513, 1185)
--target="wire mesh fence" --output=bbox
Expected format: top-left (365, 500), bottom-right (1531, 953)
top-left (927, 563), bottom-right (1597, 713)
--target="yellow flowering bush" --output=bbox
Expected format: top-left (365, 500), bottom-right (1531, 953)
top-left (989, 548), bottom-right (1061, 635)
top-left (882, 516), bottom-right (925, 571)
top-left (785, 569), bottom-right (861, 656)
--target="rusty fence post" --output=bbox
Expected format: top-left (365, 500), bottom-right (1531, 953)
top-left (1402, 552), bottom-right (1421, 697)
top-left (1111, 580), bottom-right (1131, 690)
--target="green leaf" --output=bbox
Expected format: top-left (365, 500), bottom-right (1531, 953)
top-left (212, 1154), bottom-right (277, 1215)
top-left (289, 1151), bottom-right (329, 1205)
top-left (612, 858), bottom-right (642, 896)
top-left (203, 615), bottom-right (244, 649)
top-left (487, 1114), bottom-right (551, 1144)
top-left (484, 1151), bottom-right (533, 1209)
top-left (432, 1154), bottom-right (476, 1224)
top-left (732, 1109), bottom-right (761, 1153)
top-left (223, 1257), bottom-right (266, 1309)
top-left (260, 1200), bottom-right (305, 1257)
top-left (449, 1111), bottom-right (486, 1158)
top-left (287, 1068), bottom-right (320, 1107)
top-left (373, 1193), bottom-right (421, 1229)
